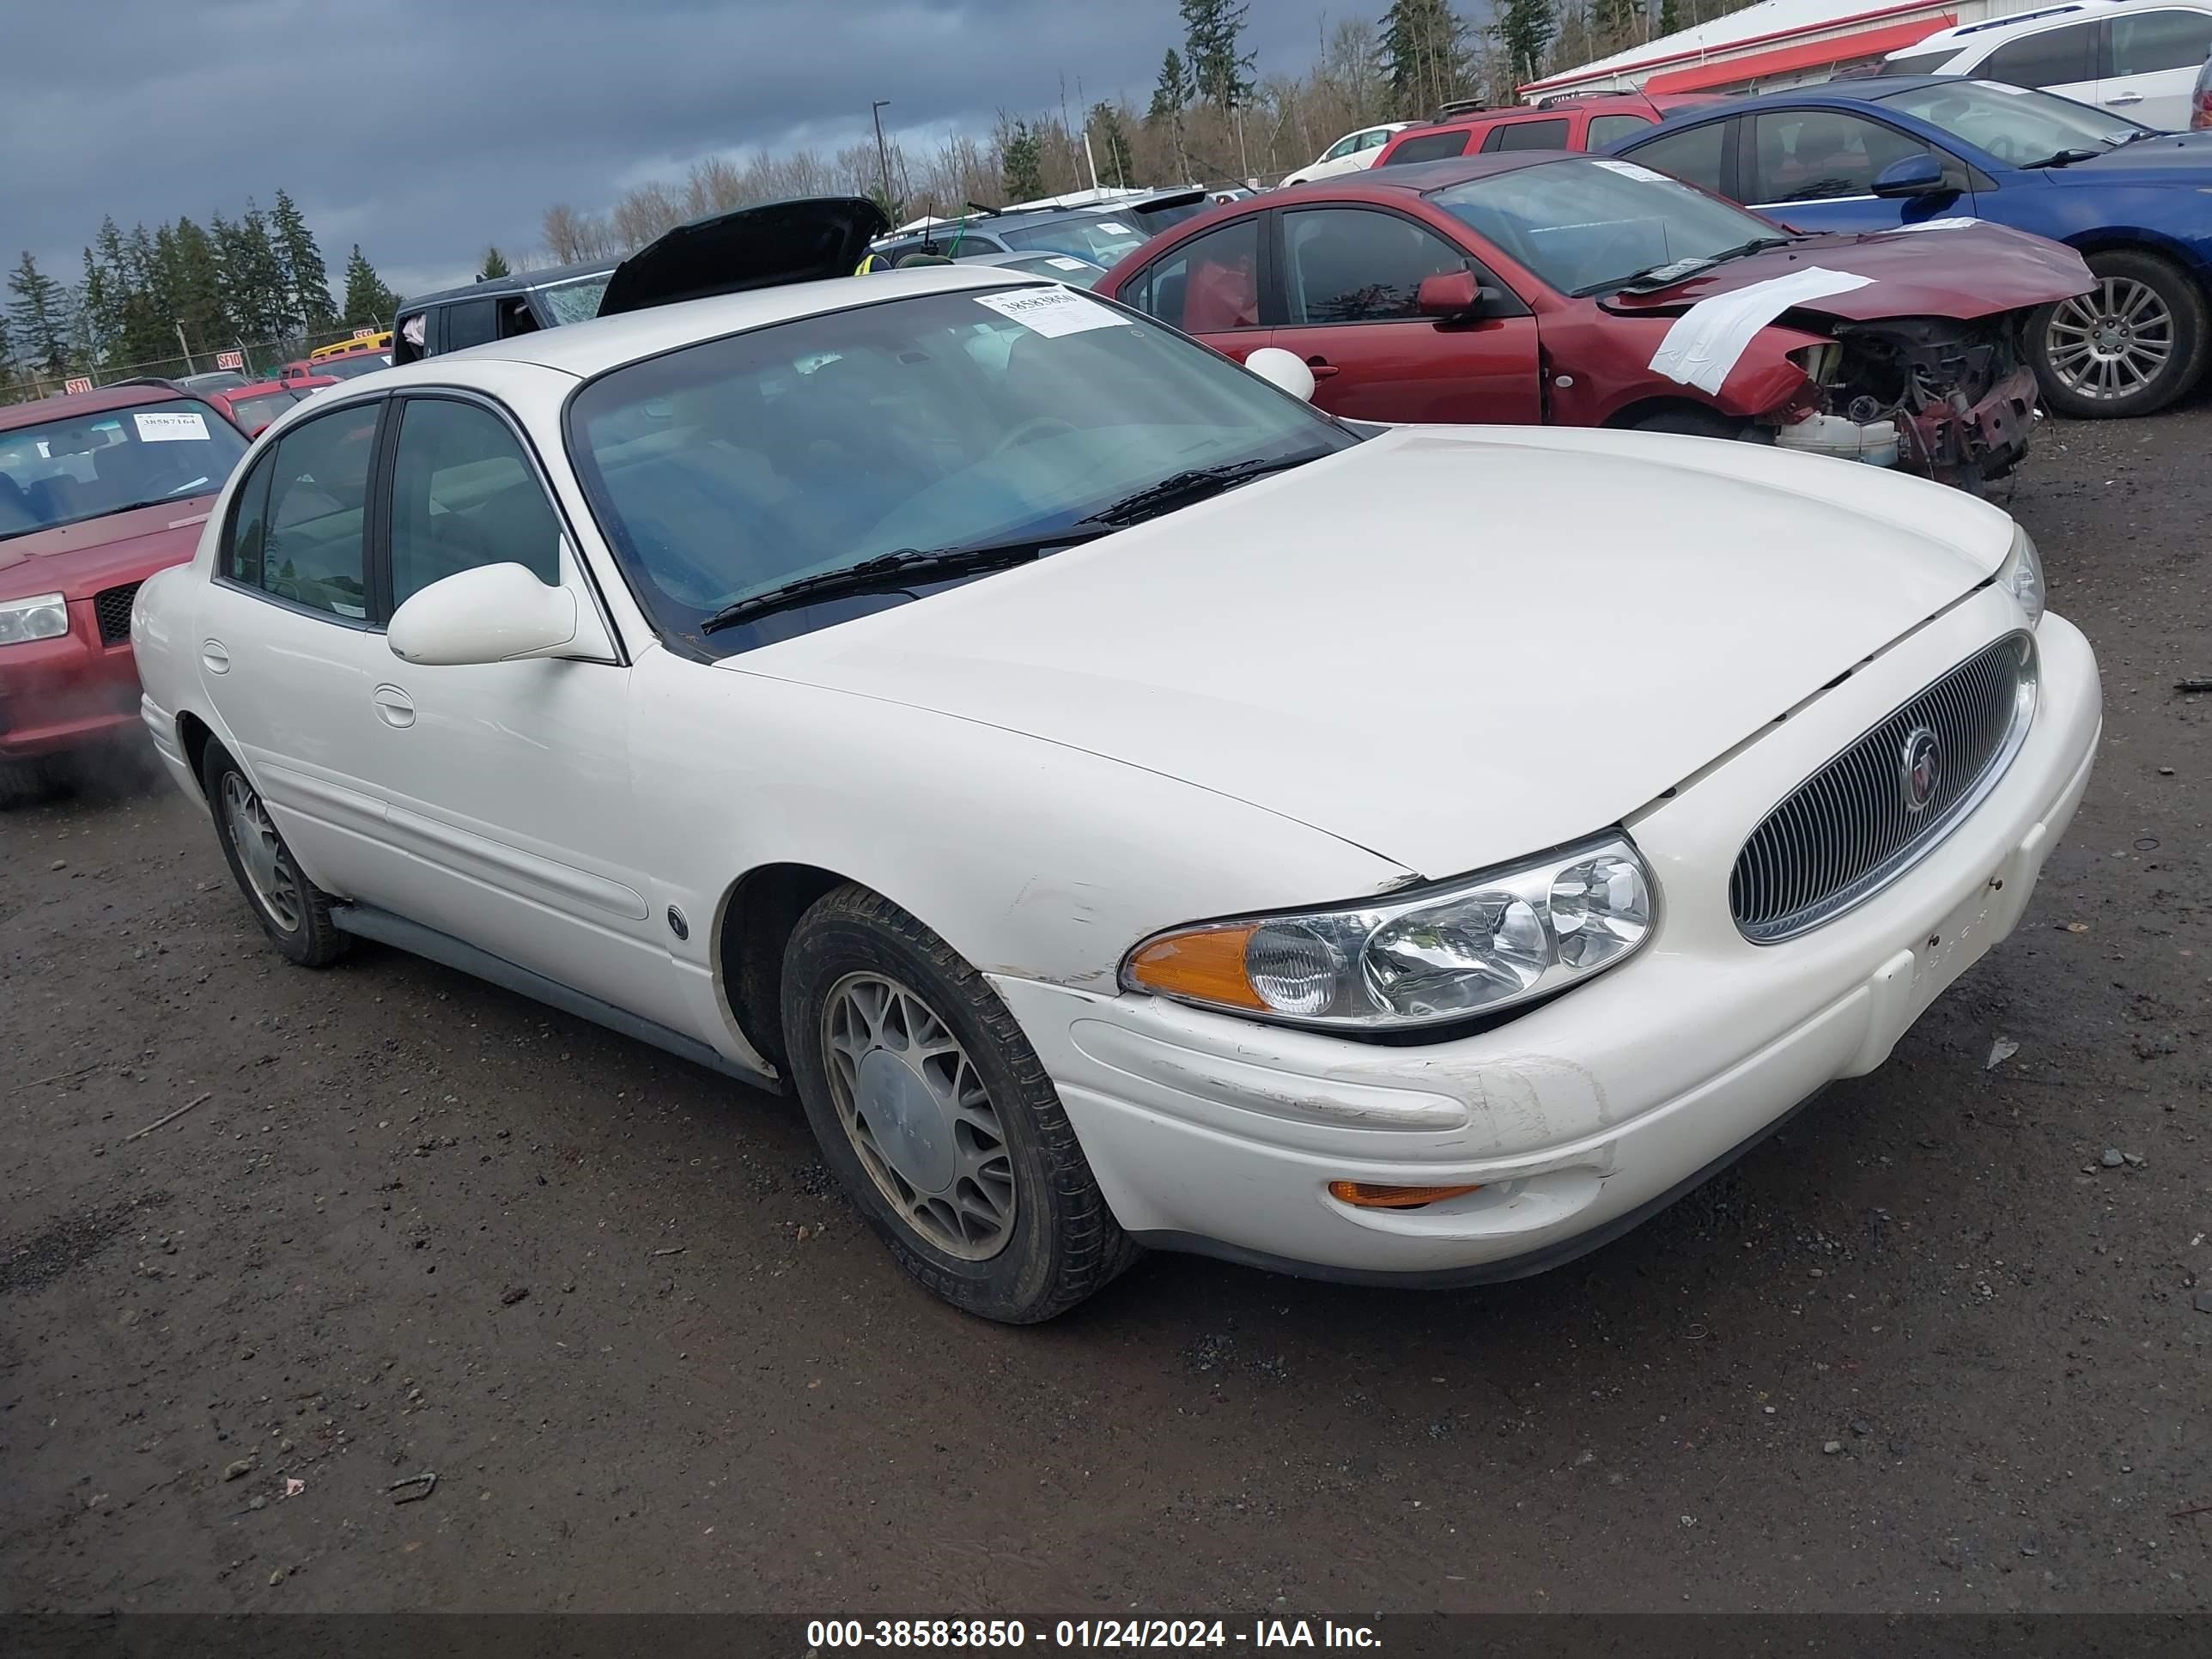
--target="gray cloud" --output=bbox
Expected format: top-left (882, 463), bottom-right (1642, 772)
top-left (4, 0), bottom-right (1348, 299)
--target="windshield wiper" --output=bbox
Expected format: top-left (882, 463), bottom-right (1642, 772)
top-left (1076, 454), bottom-right (1313, 529)
top-left (2023, 147), bottom-right (2103, 168)
top-left (1601, 237), bottom-right (1796, 295)
top-left (695, 532), bottom-right (1106, 635)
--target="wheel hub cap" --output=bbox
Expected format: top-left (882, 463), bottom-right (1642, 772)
top-left (2046, 276), bottom-right (2173, 401)
top-left (221, 773), bottom-right (301, 933)
top-left (855, 1048), bottom-right (957, 1194)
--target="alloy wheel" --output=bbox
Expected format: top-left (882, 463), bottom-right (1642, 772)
top-left (221, 771), bottom-right (303, 933)
top-left (2044, 276), bottom-right (2174, 403)
top-left (821, 971), bottom-right (1017, 1261)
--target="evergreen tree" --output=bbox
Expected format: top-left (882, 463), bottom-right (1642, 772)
top-left (479, 246), bottom-right (512, 280)
top-left (7, 252), bottom-right (73, 376)
top-left (169, 218), bottom-right (231, 362)
top-left (76, 246), bottom-right (119, 368)
top-left (1382, 0), bottom-right (1469, 117)
top-left (1148, 49), bottom-right (1191, 124)
top-left (269, 189), bottom-right (337, 331)
top-left (1496, 0), bottom-right (1558, 82)
top-left (214, 205), bottom-right (288, 340)
top-left (1089, 102), bottom-right (1136, 187)
top-left (1181, 0), bottom-right (1255, 109)
top-left (340, 245), bottom-right (398, 329)
top-left (1000, 119), bottom-right (1046, 201)
top-left (1591, 0), bottom-right (1639, 53)
top-left (1659, 0), bottom-right (1680, 33)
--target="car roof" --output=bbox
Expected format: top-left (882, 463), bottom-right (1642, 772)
top-left (401, 257), bottom-right (617, 311)
top-left (1642, 76), bottom-right (1961, 123)
top-left (0, 380), bottom-right (185, 434)
top-left (371, 263), bottom-right (1042, 380)
top-left (1398, 94), bottom-right (1664, 135)
top-left (1900, 0), bottom-right (2123, 52)
top-left (1275, 149), bottom-right (1607, 198)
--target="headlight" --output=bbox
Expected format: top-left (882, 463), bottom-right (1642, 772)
top-left (1122, 836), bottom-right (1656, 1033)
top-left (0, 592), bottom-right (68, 647)
top-left (1996, 526), bottom-right (2044, 628)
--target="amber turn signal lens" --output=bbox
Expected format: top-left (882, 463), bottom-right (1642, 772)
top-left (1127, 926), bottom-right (1265, 1011)
top-left (1328, 1180), bottom-right (1482, 1210)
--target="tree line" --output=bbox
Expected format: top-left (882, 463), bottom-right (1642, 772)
top-left (4, 191), bottom-right (404, 400)
top-left (540, 0), bottom-right (1762, 264)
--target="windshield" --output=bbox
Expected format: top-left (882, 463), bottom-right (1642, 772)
top-left (999, 217), bottom-right (1149, 263)
top-left (1429, 155), bottom-right (1783, 295)
top-left (1879, 80), bottom-right (2148, 163)
top-left (0, 399), bottom-right (251, 540)
top-left (535, 274), bottom-right (610, 325)
top-left (228, 391), bottom-right (299, 432)
top-left (315, 354), bottom-right (389, 380)
top-left (567, 285), bottom-right (1353, 654)
top-left (993, 254), bottom-right (1105, 288)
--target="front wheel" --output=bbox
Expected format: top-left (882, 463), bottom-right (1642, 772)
top-left (201, 742), bottom-right (349, 968)
top-left (781, 883), bottom-right (1138, 1323)
top-left (2029, 250), bottom-right (2209, 418)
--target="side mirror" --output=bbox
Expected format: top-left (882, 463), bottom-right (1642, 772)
top-left (1243, 346), bottom-right (1316, 401)
top-left (388, 562), bottom-right (586, 666)
top-left (1872, 154), bottom-right (1948, 198)
top-left (1417, 270), bottom-right (1507, 319)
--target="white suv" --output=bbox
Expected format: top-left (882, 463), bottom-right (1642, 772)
top-left (1886, 1), bottom-right (2212, 130)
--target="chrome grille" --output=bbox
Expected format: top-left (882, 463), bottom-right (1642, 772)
top-left (94, 581), bottom-right (141, 646)
top-left (1731, 634), bottom-right (2036, 943)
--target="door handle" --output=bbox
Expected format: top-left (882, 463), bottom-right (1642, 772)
top-left (371, 684), bottom-right (416, 729)
top-left (201, 641), bottom-right (230, 675)
top-left (1303, 356), bottom-right (1342, 379)
top-left (2107, 93), bottom-right (2143, 105)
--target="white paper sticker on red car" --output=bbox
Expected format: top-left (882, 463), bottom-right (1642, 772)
top-left (1649, 267), bottom-right (1874, 395)
top-left (973, 288), bottom-right (1131, 337)
top-left (133, 411), bottom-right (211, 442)
top-left (1592, 159), bottom-right (1668, 183)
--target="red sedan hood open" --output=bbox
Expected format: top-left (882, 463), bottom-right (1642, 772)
top-left (1604, 222), bottom-right (2091, 323)
top-left (0, 496), bottom-right (216, 594)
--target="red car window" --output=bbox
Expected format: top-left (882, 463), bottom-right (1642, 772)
top-left (1138, 218), bottom-right (1262, 333)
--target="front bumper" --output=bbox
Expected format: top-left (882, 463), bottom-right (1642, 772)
top-left (991, 602), bottom-right (2101, 1285)
top-left (0, 596), bottom-right (146, 760)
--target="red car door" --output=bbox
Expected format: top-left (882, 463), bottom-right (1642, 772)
top-left (1267, 204), bottom-right (1541, 423)
top-left (1119, 215), bottom-right (1273, 365)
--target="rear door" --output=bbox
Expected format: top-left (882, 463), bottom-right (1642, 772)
top-left (1267, 205), bottom-right (1541, 423)
top-left (1742, 108), bottom-right (1979, 232)
top-left (1116, 215), bottom-right (1273, 364)
top-left (2097, 7), bottom-right (2212, 128)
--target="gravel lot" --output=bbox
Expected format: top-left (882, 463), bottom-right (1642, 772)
top-left (3, 408), bottom-right (2206, 1617)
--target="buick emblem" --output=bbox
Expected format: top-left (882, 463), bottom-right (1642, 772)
top-left (1900, 727), bottom-right (1942, 814)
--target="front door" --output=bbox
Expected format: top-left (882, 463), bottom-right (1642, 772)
top-left (1745, 109), bottom-right (1983, 234)
top-left (198, 398), bottom-right (392, 899)
top-left (1268, 205), bottom-right (1541, 423)
top-left (2098, 8), bottom-right (2212, 129)
top-left (342, 393), bottom-right (675, 1023)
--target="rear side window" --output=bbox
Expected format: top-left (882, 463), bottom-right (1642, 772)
top-left (1587, 112), bottom-right (1656, 149)
top-left (1382, 130), bottom-right (1474, 165)
top-left (441, 299), bottom-right (499, 352)
top-left (2109, 9), bottom-right (2212, 75)
top-left (1483, 118), bottom-right (1572, 152)
top-left (228, 404), bottom-right (379, 620)
top-left (1622, 119), bottom-right (1731, 194)
top-left (1981, 21), bottom-right (2098, 86)
top-left (1128, 217), bottom-right (1261, 332)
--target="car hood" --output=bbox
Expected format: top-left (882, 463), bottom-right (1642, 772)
top-left (0, 495), bottom-right (217, 592)
top-left (598, 196), bottom-right (892, 316)
top-left (2039, 131), bottom-right (2212, 185)
top-left (725, 427), bottom-right (2019, 876)
top-left (1605, 222), bottom-right (2091, 321)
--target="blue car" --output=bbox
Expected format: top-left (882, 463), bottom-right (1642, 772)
top-left (1609, 76), bottom-right (2212, 416)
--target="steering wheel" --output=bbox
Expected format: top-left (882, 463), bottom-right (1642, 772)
top-left (990, 416), bottom-right (1078, 458)
top-left (1984, 134), bottom-right (2017, 162)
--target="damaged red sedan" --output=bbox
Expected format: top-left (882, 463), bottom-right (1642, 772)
top-left (1097, 152), bottom-right (2093, 486)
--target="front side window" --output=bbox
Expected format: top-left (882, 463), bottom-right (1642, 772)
top-left (388, 398), bottom-right (562, 608)
top-left (1131, 216), bottom-right (1261, 333)
top-left (0, 399), bottom-right (251, 540)
top-left (1750, 111), bottom-right (1938, 203)
top-left (441, 300), bottom-right (499, 351)
top-left (1381, 130), bottom-right (1473, 165)
top-left (567, 287), bottom-right (1353, 655)
top-left (534, 275), bottom-right (610, 325)
top-left (1431, 156), bottom-right (1783, 295)
top-left (1621, 119), bottom-right (1730, 193)
top-left (1980, 21), bottom-right (2099, 87)
top-left (1322, 132), bottom-right (1364, 161)
top-left (2109, 9), bottom-right (2212, 75)
top-left (1281, 208), bottom-right (1470, 325)
top-left (228, 403), bottom-right (377, 619)
top-left (1880, 80), bottom-right (2148, 163)
top-left (1484, 118), bottom-right (1571, 152)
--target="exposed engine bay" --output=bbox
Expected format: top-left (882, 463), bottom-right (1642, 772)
top-left (1788, 313), bottom-right (2039, 488)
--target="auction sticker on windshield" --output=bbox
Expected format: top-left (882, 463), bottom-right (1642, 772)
top-left (973, 288), bottom-right (1130, 337)
top-left (133, 411), bottom-right (210, 442)
top-left (1592, 159), bottom-right (1668, 182)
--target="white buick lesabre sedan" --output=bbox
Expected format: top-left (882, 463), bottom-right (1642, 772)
top-left (131, 263), bottom-right (2100, 1323)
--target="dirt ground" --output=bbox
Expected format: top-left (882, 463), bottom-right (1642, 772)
top-left (2, 406), bottom-right (2207, 1619)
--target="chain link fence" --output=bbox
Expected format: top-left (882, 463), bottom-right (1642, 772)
top-left (4, 324), bottom-right (384, 404)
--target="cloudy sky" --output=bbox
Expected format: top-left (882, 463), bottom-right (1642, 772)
top-left (5, 0), bottom-right (1359, 302)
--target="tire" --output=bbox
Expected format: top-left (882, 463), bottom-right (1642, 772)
top-left (2028, 248), bottom-right (2209, 419)
top-left (781, 883), bottom-right (1139, 1323)
top-left (0, 757), bottom-right (58, 809)
top-left (1632, 407), bottom-right (1752, 441)
top-left (200, 742), bottom-right (349, 969)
